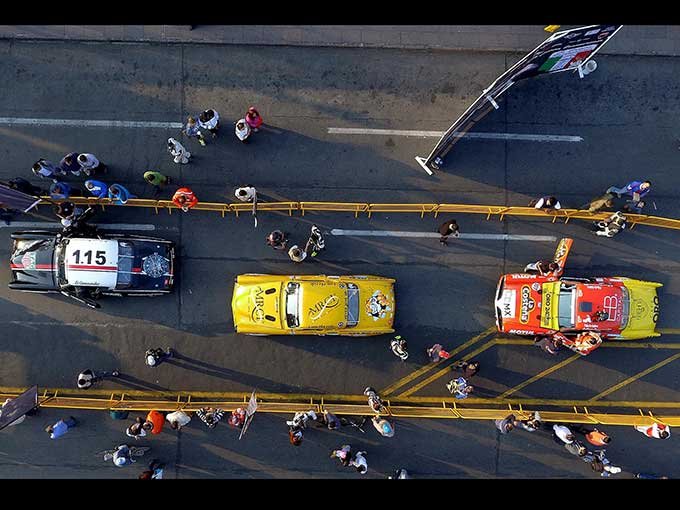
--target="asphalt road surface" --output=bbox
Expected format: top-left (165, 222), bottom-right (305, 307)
top-left (0, 40), bottom-right (678, 478)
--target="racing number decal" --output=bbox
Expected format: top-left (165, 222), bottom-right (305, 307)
top-left (603, 295), bottom-right (619, 321)
top-left (72, 250), bottom-right (107, 265)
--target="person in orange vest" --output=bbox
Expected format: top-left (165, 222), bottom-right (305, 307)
top-left (146, 410), bottom-right (165, 435)
top-left (573, 425), bottom-right (611, 446)
top-left (172, 187), bottom-right (198, 213)
top-left (635, 422), bottom-right (671, 439)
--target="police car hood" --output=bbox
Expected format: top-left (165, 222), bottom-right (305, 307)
top-left (10, 237), bottom-right (57, 288)
top-left (63, 238), bottom-right (118, 288)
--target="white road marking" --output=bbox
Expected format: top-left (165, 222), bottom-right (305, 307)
top-left (330, 229), bottom-right (556, 241)
top-left (0, 117), bottom-right (183, 129)
top-left (0, 222), bottom-right (157, 230)
top-left (327, 127), bottom-right (583, 142)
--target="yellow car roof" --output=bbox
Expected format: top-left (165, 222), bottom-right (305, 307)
top-left (299, 280), bottom-right (347, 329)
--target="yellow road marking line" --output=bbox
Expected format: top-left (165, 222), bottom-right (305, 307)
top-left (659, 328), bottom-right (680, 335)
top-left (381, 326), bottom-right (496, 396)
top-left (396, 339), bottom-right (498, 397)
top-left (589, 352), bottom-right (680, 401)
top-left (497, 354), bottom-right (581, 399)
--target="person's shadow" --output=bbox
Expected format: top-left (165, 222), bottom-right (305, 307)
top-left (108, 372), bottom-right (170, 391)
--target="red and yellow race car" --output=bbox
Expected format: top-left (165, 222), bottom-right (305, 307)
top-left (494, 238), bottom-right (662, 355)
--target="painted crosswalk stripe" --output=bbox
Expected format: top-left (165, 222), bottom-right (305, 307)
top-left (0, 117), bottom-right (183, 129)
top-left (327, 127), bottom-right (583, 142)
top-left (330, 229), bottom-right (556, 241)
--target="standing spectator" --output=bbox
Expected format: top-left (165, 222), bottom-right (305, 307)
top-left (144, 171), bottom-right (171, 198)
top-left (234, 186), bottom-right (257, 202)
top-left (172, 187), bottom-right (198, 212)
top-left (58, 152), bottom-right (82, 176)
top-left (266, 230), bottom-right (288, 250)
top-left (531, 196), bottom-right (562, 211)
top-left (305, 224), bottom-right (325, 258)
top-left (438, 219), bottom-right (459, 245)
top-left (198, 109), bottom-right (220, 138)
top-left (54, 201), bottom-right (78, 228)
top-left (45, 416), bottom-right (78, 439)
top-left (8, 177), bottom-right (43, 196)
top-left (516, 411), bottom-right (542, 432)
top-left (245, 106), bottom-right (263, 132)
top-left (586, 450), bottom-right (622, 477)
top-left (553, 424), bottom-right (575, 444)
top-left (427, 343), bottom-right (451, 363)
top-left (126, 417), bottom-right (148, 440)
top-left (32, 159), bottom-right (63, 180)
top-left (286, 410), bottom-right (317, 430)
top-left (331, 445), bottom-right (352, 466)
top-left (595, 211), bottom-right (628, 237)
top-left (196, 407), bottom-right (225, 429)
top-left (112, 445), bottom-right (135, 467)
top-left (572, 425), bottom-right (611, 447)
top-left (452, 360), bottom-right (480, 379)
top-left (607, 180), bottom-right (651, 202)
top-left (84, 179), bottom-right (109, 198)
top-left (50, 181), bottom-right (72, 200)
top-left (364, 387), bottom-right (386, 414)
top-left (320, 410), bottom-right (341, 430)
top-left (289, 426), bottom-right (304, 446)
top-left (167, 137), bottom-right (191, 164)
top-left (138, 460), bottom-right (165, 479)
top-left (445, 376), bottom-right (473, 399)
top-left (183, 116), bottom-right (206, 146)
top-left (390, 335), bottom-right (408, 361)
top-left (76, 368), bottom-right (120, 389)
top-left (351, 451), bottom-right (368, 474)
top-left (584, 192), bottom-right (615, 213)
top-left (146, 410), bottom-right (165, 435)
top-left (227, 408), bottom-right (247, 429)
top-left (108, 183), bottom-right (135, 205)
top-left (495, 414), bottom-right (515, 434)
top-left (635, 422), bottom-right (671, 439)
top-left (524, 260), bottom-right (559, 276)
top-left (145, 347), bottom-right (174, 367)
top-left (534, 335), bottom-right (561, 355)
top-left (166, 410), bottom-right (191, 430)
top-left (77, 153), bottom-right (107, 176)
top-left (371, 416), bottom-right (395, 438)
top-left (563, 440), bottom-right (588, 458)
top-left (288, 245), bottom-right (307, 263)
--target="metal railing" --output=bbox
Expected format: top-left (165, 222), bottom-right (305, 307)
top-left (4, 388), bottom-right (679, 427)
top-left (40, 197), bottom-right (680, 231)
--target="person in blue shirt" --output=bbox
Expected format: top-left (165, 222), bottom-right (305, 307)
top-left (85, 179), bottom-right (109, 199)
top-left (108, 184), bottom-right (136, 205)
top-left (50, 181), bottom-right (72, 200)
top-left (607, 180), bottom-right (651, 201)
top-left (45, 417), bottom-right (77, 439)
top-left (445, 376), bottom-right (474, 399)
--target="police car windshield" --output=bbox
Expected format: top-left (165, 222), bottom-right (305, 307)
top-left (558, 284), bottom-right (576, 328)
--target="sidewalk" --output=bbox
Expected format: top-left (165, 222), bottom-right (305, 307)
top-left (0, 25), bottom-right (679, 56)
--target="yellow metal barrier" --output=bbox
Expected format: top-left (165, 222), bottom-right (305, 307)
top-left (4, 388), bottom-right (680, 427)
top-left (40, 197), bottom-right (680, 232)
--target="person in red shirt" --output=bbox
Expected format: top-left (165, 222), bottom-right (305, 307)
top-left (146, 410), bottom-right (165, 435)
top-left (172, 187), bottom-right (198, 212)
top-left (245, 106), bottom-right (263, 132)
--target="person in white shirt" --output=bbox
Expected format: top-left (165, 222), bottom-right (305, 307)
top-left (553, 424), bottom-right (575, 444)
top-left (532, 196), bottom-right (562, 210)
top-left (166, 410), bottom-right (192, 430)
top-left (234, 186), bottom-right (257, 202)
top-left (167, 138), bottom-right (191, 164)
top-left (77, 153), bottom-right (106, 176)
top-left (198, 109), bottom-right (220, 138)
top-left (635, 422), bottom-right (671, 439)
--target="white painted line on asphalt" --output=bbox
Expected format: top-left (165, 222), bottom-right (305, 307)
top-left (327, 127), bottom-right (583, 142)
top-left (0, 222), bottom-right (158, 230)
top-left (330, 229), bottom-right (556, 241)
top-left (0, 117), bottom-right (183, 129)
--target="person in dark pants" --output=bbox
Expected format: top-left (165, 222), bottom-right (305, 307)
top-left (145, 347), bottom-right (174, 367)
top-left (438, 219), bottom-right (459, 245)
top-left (77, 368), bottom-right (120, 389)
top-left (58, 152), bottom-right (82, 176)
top-left (139, 459), bottom-right (165, 479)
top-left (8, 177), bottom-right (44, 196)
top-left (45, 416), bottom-right (78, 439)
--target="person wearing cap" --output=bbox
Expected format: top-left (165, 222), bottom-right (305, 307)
top-left (168, 137), bottom-right (191, 164)
top-left (227, 408), bottom-right (246, 429)
top-left (58, 152), bottom-right (82, 176)
top-left (553, 424), bottom-right (575, 445)
top-left (245, 107), bottom-right (263, 132)
top-left (288, 245), bottom-right (307, 263)
top-left (145, 347), bottom-right (174, 368)
top-left (77, 153), bottom-right (106, 176)
top-left (197, 407), bottom-right (225, 429)
top-left (427, 344), bottom-right (451, 363)
top-left (172, 187), bottom-right (198, 212)
top-left (351, 451), bottom-right (368, 474)
top-left (113, 445), bottom-right (134, 467)
top-left (166, 410), bottom-right (191, 430)
top-left (266, 230), bottom-right (288, 250)
top-left (438, 219), bottom-right (459, 245)
top-left (371, 416), bottom-right (395, 438)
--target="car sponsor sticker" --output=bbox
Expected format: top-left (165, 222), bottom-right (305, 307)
top-left (308, 295), bottom-right (340, 321)
top-left (498, 290), bottom-right (516, 319)
top-left (249, 286), bottom-right (265, 322)
top-left (508, 329), bottom-right (536, 335)
top-left (520, 285), bottom-right (536, 324)
top-left (365, 289), bottom-right (392, 321)
top-left (21, 252), bottom-right (36, 270)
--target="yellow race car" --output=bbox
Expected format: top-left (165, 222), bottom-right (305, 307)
top-left (231, 274), bottom-right (395, 336)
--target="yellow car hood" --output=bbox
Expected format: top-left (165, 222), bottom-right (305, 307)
top-left (620, 278), bottom-right (662, 340)
top-left (231, 280), bottom-right (284, 333)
